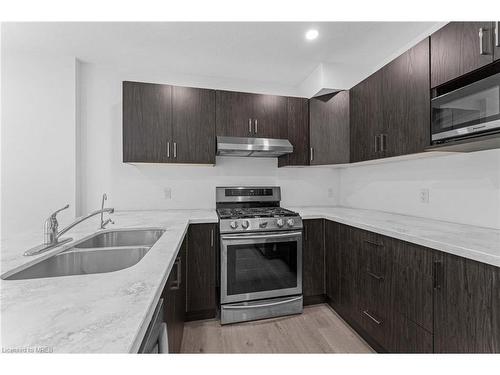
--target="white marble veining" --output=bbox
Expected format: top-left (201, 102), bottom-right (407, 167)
top-left (290, 206), bottom-right (500, 268)
top-left (0, 210), bottom-right (217, 353)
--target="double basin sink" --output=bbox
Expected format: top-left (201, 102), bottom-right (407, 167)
top-left (3, 228), bottom-right (165, 281)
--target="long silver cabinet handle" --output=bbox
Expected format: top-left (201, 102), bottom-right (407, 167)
top-left (479, 27), bottom-right (488, 55)
top-left (496, 22), bottom-right (499, 47)
top-left (173, 142), bottom-right (177, 158)
top-left (167, 141), bottom-right (170, 158)
top-left (223, 296), bottom-right (303, 310)
top-left (362, 310), bottom-right (382, 325)
top-left (248, 118), bottom-right (252, 134)
top-left (254, 119), bottom-right (258, 134)
top-left (210, 229), bottom-right (214, 247)
top-left (310, 147), bottom-right (314, 161)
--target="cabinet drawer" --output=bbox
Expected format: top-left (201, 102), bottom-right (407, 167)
top-left (358, 304), bottom-right (391, 351)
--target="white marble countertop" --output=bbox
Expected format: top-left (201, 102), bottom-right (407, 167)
top-left (1, 206), bottom-right (499, 354)
top-left (289, 206), bottom-right (500, 268)
top-left (0, 210), bottom-right (217, 353)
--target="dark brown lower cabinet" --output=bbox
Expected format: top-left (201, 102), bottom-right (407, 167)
top-left (186, 223), bottom-right (218, 321)
top-left (434, 252), bottom-right (500, 353)
top-left (302, 219), bottom-right (325, 304)
top-left (337, 225), bottom-right (362, 323)
top-left (163, 236), bottom-right (186, 353)
top-left (325, 221), bottom-right (341, 307)
top-left (331, 225), bottom-right (437, 353)
top-left (327, 222), bottom-right (499, 353)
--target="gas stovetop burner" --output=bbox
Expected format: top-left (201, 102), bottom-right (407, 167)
top-left (217, 207), bottom-right (299, 220)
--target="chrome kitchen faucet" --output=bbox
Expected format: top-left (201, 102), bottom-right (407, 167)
top-left (24, 194), bottom-right (115, 256)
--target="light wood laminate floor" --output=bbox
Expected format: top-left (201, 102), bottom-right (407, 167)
top-left (180, 304), bottom-right (374, 353)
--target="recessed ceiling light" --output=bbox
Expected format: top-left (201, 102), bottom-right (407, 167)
top-left (305, 29), bottom-right (319, 41)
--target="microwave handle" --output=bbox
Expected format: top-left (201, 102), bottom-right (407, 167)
top-left (221, 231), bottom-right (302, 241)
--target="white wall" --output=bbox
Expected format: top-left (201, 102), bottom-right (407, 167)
top-left (339, 150), bottom-right (500, 229)
top-left (78, 63), bottom-right (339, 214)
top-left (1, 50), bottom-right (77, 238)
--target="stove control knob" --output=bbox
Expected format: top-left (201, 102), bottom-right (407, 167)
top-left (276, 218), bottom-right (285, 228)
top-left (287, 218), bottom-right (295, 227)
top-left (259, 221), bottom-right (268, 229)
top-left (241, 220), bottom-right (250, 229)
top-left (230, 221), bottom-right (238, 229)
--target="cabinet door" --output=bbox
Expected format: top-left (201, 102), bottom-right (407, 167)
top-left (494, 22), bottom-right (500, 61)
top-left (431, 22), bottom-right (493, 88)
top-left (278, 97), bottom-right (309, 167)
top-left (350, 73), bottom-right (383, 163)
top-left (186, 224), bottom-right (217, 320)
top-left (172, 86), bottom-right (216, 164)
top-left (390, 239), bottom-right (435, 333)
top-left (216, 90), bottom-right (255, 137)
top-left (434, 253), bottom-right (500, 353)
top-left (302, 219), bottom-right (325, 301)
top-left (309, 91), bottom-right (350, 165)
top-left (163, 263), bottom-right (177, 352)
top-left (325, 220), bottom-right (341, 307)
top-left (253, 94), bottom-right (287, 138)
top-left (173, 238), bottom-right (187, 352)
top-left (123, 81), bottom-right (172, 163)
top-left (338, 225), bottom-right (362, 323)
top-left (382, 38), bottom-right (430, 157)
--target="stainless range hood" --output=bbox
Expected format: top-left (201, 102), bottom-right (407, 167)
top-left (216, 136), bottom-right (293, 157)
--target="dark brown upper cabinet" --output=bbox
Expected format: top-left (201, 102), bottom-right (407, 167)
top-left (123, 81), bottom-right (216, 165)
top-left (309, 91), bottom-right (350, 165)
top-left (431, 22), bottom-right (494, 88)
top-left (381, 37), bottom-right (430, 157)
top-left (495, 22), bottom-right (500, 61)
top-left (123, 81), bottom-right (172, 163)
top-left (350, 71), bottom-right (383, 163)
top-left (172, 86), bottom-right (216, 164)
top-left (350, 38), bottom-right (430, 162)
top-left (216, 90), bottom-right (256, 137)
top-left (216, 90), bottom-right (286, 139)
top-left (302, 219), bottom-right (325, 302)
top-left (434, 252), bottom-right (500, 353)
top-left (278, 97), bottom-right (309, 167)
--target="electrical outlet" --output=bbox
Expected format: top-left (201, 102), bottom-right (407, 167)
top-left (419, 188), bottom-right (430, 204)
top-left (163, 187), bottom-right (172, 200)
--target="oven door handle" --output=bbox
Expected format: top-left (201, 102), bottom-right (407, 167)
top-left (223, 296), bottom-right (303, 309)
top-left (221, 231), bottom-right (303, 241)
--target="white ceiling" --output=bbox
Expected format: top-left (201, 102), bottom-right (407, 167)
top-left (2, 22), bottom-right (443, 95)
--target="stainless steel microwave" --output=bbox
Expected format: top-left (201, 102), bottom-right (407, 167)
top-left (431, 71), bottom-right (500, 144)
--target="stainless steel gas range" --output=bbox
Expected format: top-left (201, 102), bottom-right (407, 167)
top-left (216, 186), bottom-right (303, 325)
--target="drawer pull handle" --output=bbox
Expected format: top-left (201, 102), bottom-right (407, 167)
top-left (367, 270), bottom-right (384, 281)
top-left (363, 310), bottom-right (382, 325)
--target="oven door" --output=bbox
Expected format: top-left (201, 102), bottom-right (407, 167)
top-left (220, 231), bottom-right (302, 304)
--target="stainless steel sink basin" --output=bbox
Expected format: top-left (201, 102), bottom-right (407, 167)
top-left (74, 229), bottom-right (165, 248)
top-left (4, 247), bottom-right (150, 280)
top-left (3, 228), bottom-right (165, 280)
